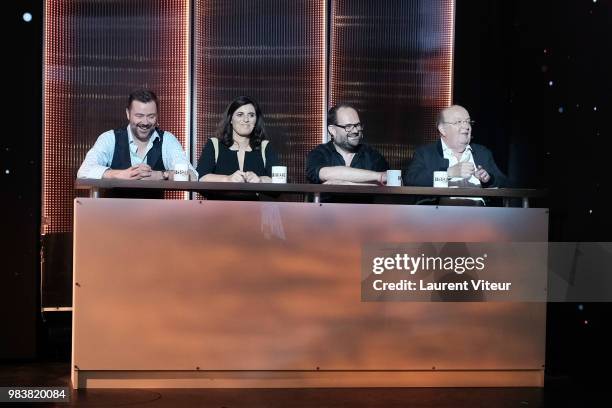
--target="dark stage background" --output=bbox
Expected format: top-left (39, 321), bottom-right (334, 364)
top-left (3, 0), bottom-right (611, 387)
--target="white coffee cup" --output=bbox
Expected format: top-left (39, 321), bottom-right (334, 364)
top-left (271, 166), bottom-right (287, 183)
top-left (386, 170), bottom-right (402, 186)
top-left (433, 171), bottom-right (449, 187)
top-left (173, 163), bottom-right (189, 181)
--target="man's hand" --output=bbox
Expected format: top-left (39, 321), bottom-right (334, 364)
top-left (226, 170), bottom-right (246, 182)
top-left (244, 171), bottom-right (261, 183)
top-left (474, 165), bottom-right (491, 183)
top-left (132, 164), bottom-right (156, 179)
top-left (378, 171), bottom-right (387, 185)
top-left (141, 170), bottom-right (166, 181)
top-left (447, 162), bottom-right (475, 178)
top-left (104, 164), bottom-right (152, 180)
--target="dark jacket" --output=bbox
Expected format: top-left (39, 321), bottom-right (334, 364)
top-left (404, 140), bottom-right (510, 188)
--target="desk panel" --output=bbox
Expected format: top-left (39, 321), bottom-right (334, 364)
top-left (72, 199), bottom-right (548, 387)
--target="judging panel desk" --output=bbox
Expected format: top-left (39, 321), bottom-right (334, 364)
top-left (76, 179), bottom-right (546, 207)
top-left (72, 180), bottom-right (548, 388)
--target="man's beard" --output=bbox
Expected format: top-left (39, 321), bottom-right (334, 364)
top-left (133, 124), bottom-right (155, 138)
top-left (335, 134), bottom-right (362, 153)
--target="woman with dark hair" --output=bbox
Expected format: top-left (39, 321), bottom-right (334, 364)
top-left (197, 96), bottom-right (279, 183)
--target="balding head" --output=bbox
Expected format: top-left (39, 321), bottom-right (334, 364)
top-left (436, 105), bottom-right (473, 154)
top-left (437, 105), bottom-right (470, 130)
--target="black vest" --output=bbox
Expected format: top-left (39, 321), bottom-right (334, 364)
top-left (110, 127), bottom-right (166, 171)
top-left (104, 127), bottom-right (166, 199)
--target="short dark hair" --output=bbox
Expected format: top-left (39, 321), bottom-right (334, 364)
top-left (216, 96), bottom-right (267, 149)
top-left (327, 102), bottom-right (356, 126)
top-left (127, 89), bottom-right (159, 110)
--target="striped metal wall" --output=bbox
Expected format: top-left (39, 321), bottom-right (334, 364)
top-left (43, 0), bottom-right (190, 234)
top-left (43, 0), bottom-right (454, 232)
top-left (330, 0), bottom-right (454, 169)
top-left (193, 0), bottom-right (327, 184)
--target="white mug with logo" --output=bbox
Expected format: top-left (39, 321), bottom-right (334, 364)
top-left (433, 171), bottom-right (449, 187)
top-left (173, 163), bottom-right (189, 181)
top-left (386, 170), bottom-right (402, 186)
top-left (271, 166), bottom-right (287, 183)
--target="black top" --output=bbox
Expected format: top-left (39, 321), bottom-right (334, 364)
top-left (305, 141), bottom-right (389, 184)
top-left (196, 138), bottom-right (280, 178)
top-left (404, 140), bottom-right (510, 188)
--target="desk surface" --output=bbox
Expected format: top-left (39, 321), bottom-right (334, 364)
top-left (75, 178), bottom-right (546, 199)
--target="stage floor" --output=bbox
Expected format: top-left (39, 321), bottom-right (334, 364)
top-left (0, 362), bottom-right (605, 407)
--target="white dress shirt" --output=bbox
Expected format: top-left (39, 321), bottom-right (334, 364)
top-left (441, 139), bottom-right (484, 204)
top-left (77, 126), bottom-right (197, 179)
top-left (441, 139), bottom-right (481, 187)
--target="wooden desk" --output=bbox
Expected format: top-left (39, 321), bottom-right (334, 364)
top-left (75, 179), bottom-right (546, 207)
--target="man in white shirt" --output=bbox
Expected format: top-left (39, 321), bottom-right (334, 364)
top-left (405, 105), bottom-right (509, 189)
top-left (440, 105), bottom-right (489, 187)
top-left (77, 89), bottom-right (196, 181)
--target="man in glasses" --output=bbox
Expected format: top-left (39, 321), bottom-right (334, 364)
top-left (306, 103), bottom-right (389, 185)
top-left (404, 105), bottom-right (509, 188)
top-left (77, 89), bottom-right (196, 181)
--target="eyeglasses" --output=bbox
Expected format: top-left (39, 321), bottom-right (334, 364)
top-left (443, 119), bottom-right (475, 127)
top-left (332, 122), bottom-right (364, 132)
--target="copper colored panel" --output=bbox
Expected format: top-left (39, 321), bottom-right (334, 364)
top-left (43, 0), bottom-right (190, 234)
top-left (73, 199), bottom-right (547, 374)
top-left (193, 0), bottom-right (327, 183)
top-left (330, 0), bottom-right (455, 168)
